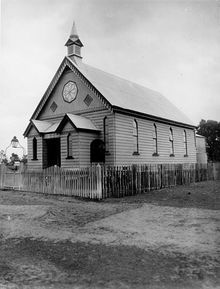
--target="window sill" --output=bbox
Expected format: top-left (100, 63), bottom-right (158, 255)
top-left (152, 153), bottom-right (159, 157)
top-left (169, 154), bottom-right (175, 157)
top-left (184, 154), bottom-right (188, 157)
top-left (66, 156), bottom-right (74, 160)
top-left (133, 152), bottom-right (140, 156)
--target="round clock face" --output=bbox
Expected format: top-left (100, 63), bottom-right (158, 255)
top-left (62, 81), bottom-right (78, 103)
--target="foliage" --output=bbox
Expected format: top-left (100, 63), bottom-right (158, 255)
top-left (21, 155), bottom-right (28, 164)
top-left (0, 150), bottom-right (8, 165)
top-left (0, 152), bottom-right (28, 169)
top-left (197, 119), bottom-right (220, 161)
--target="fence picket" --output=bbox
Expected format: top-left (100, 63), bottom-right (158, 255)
top-left (0, 162), bottom-right (217, 200)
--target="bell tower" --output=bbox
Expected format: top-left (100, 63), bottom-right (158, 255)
top-left (65, 21), bottom-right (83, 63)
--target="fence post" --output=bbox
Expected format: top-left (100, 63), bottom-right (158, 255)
top-left (97, 164), bottom-right (102, 200)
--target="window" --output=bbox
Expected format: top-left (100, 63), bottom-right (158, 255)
top-left (75, 45), bottom-right (81, 56)
top-left (68, 45), bottom-right (74, 55)
top-left (133, 120), bottom-right (139, 154)
top-left (152, 123), bottom-right (158, 156)
top-left (67, 133), bottom-right (73, 159)
top-left (183, 130), bottom-right (188, 156)
top-left (32, 137), bottom-right (37, 160)
top-left (103, 117), bottom-right (109, 153)
top-left (169, 128), bottom-right (174, 156)
top-left (84, 94), bottom-right (93, 107)
top-left (194, 129), bottom-right (196, 147)
top-left (50, 101), bottom-right (57, 112)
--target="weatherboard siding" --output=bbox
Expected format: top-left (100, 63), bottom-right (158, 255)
top-left (27, 136), bottom-right (43, 170)
top-left (61, 133), bottom-right (80, 169)
top-left (60, 123), bottom-right (79, 168)
top-left (114, 113), bottom-right (196, 166)
top-left (78, 132), bottom-right (100, 167)
top-left (79, 109), bottom-right (115, 166)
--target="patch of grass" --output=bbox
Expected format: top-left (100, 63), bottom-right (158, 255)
top-left (0, 238), bottom-right (219, 289)
top-left (104, 181), bottom-right (220, 210)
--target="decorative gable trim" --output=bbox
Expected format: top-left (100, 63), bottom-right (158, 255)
top-left (66, 58), bottom-right (112, 110)
top-left (65, 38), bottom-right (83, 47)
top-left (30, 57), bottom-right (112, 122)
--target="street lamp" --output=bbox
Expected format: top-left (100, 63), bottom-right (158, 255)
top-left (5, 136), bottom-right (25, 156)
top-left (11, 136), bottom-right (19, 148)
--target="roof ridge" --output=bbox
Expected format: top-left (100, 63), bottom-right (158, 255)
top-left (71, 58), bottom-right (163, 97)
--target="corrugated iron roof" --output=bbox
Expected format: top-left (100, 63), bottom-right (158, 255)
top-left (31, 114), bottom-right (99, 134)
top-left (32, 120), bottom-right (61, 133)
top-left (70, 58), bottom-right (194, 126)
top-left (66, 113), bottom-right (99, 131)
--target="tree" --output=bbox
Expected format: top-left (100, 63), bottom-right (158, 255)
top-left (8, 153), bottom-right (20, 166)
top-left (197, 119), bottom-right (220, 161)
top-left (21, 155), bottom-right (28, 165)
top-left (0, 150), bottom-right (8, 165)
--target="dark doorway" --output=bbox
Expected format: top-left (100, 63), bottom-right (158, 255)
top-left (90, 139), bottom-right (105, 163)
top-left (45, 138), bottom-right (61, 168)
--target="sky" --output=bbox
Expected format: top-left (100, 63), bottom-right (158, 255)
top-left (1, 0), bottom-right (220, 157)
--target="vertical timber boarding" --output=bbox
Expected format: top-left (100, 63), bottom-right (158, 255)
top-left (101, 163), bottom-right (214, 198)
top-left (0, 163), bottom-right (216, 200)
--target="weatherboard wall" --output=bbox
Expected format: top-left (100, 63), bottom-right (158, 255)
top-left (60, 122), bottom-right (80, 168)
top-left (79, 109), bottom-right (115, 166)
top-left (114, 113), bottom-right (196, 166)
top-left (27, 126), bottom-right (43, 170)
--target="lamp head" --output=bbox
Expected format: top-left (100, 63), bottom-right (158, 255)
top-left (11, 136), bottom-right (19, 148)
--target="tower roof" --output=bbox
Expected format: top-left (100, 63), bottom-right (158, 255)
top-left (70, 21), bottom-right (78, 40)
top-left (65, 21), bottom-right (83, 47)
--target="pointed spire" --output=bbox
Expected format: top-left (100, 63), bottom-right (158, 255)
top-left (65, 20), bottom-right (83, 62)
top-left (69, 21), bottom-right (79, 40)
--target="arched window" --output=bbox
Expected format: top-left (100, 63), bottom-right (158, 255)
top-left (133, 120), bottom-right (139, 154)
top-left (32, 137), bottom-right (37, 160)
top-left (194, 129), bottom-right (196, 147)
top-left (103, 117), bottom-right (109, 153)
top-left (169, 128), bottom-right (174, 156)
top-left (67, 133), bottom-right (73, 159)
top-left (152, 123), bottom-right (158, 156)
top-left (183, 130), bottom-right (188, 156)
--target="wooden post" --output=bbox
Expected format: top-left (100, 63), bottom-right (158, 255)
top-left (96, 164), bottom-right (102, 200)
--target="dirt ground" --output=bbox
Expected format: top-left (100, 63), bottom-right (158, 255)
top-left (0, 180), bottom-right (219, 289)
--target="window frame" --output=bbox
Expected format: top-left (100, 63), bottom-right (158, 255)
top-left (132, 119), bottom-right (139, 155)
top-left (32, 137), bottom-right (38, 160)
top-left (103, 116), bottom-right (109, 153)
top-left (152, 123), bottom-right (159, 156)
top-left (66, 133), bottom-right (73, 159)
top-left (169, 127), bottom-right (175, 157)
top-left (183, 129), bottom-right (188, 157)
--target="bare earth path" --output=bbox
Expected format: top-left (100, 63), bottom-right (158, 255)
top-left (0, 181), bottom-right (219, 289)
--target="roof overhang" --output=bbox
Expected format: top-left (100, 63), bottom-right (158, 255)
top-left (24, 114), bottom-right (100, 137)
top-left (112, 106), bottom-right (197, 129)
top-left (56, 113), bottom-right (100, 133)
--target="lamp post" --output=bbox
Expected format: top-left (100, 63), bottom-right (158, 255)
top-left (5, 136), bottom-right (26, 156)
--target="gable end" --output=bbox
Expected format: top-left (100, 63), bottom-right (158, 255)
top-left (30, 57), bottom-right (112, 122)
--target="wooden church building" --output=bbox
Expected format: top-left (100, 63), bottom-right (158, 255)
top-left (24, 22), bottom-right (197, 170)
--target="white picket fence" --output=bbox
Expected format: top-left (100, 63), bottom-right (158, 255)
top-left (0, 164), bottom-right (102, 200)
top-left (0, 162), bottom-right (218, 200)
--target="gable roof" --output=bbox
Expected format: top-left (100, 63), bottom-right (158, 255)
top-left (73, 58), bottom-right (194, 127)
top-left (24, 56), bottom-right (195, 137)
top-left (57, 113), bottom-right (100, 132)
top-left (32, 119), bottom-right (61, 134)
top-left (25, 113), bottom-right (99, 136)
